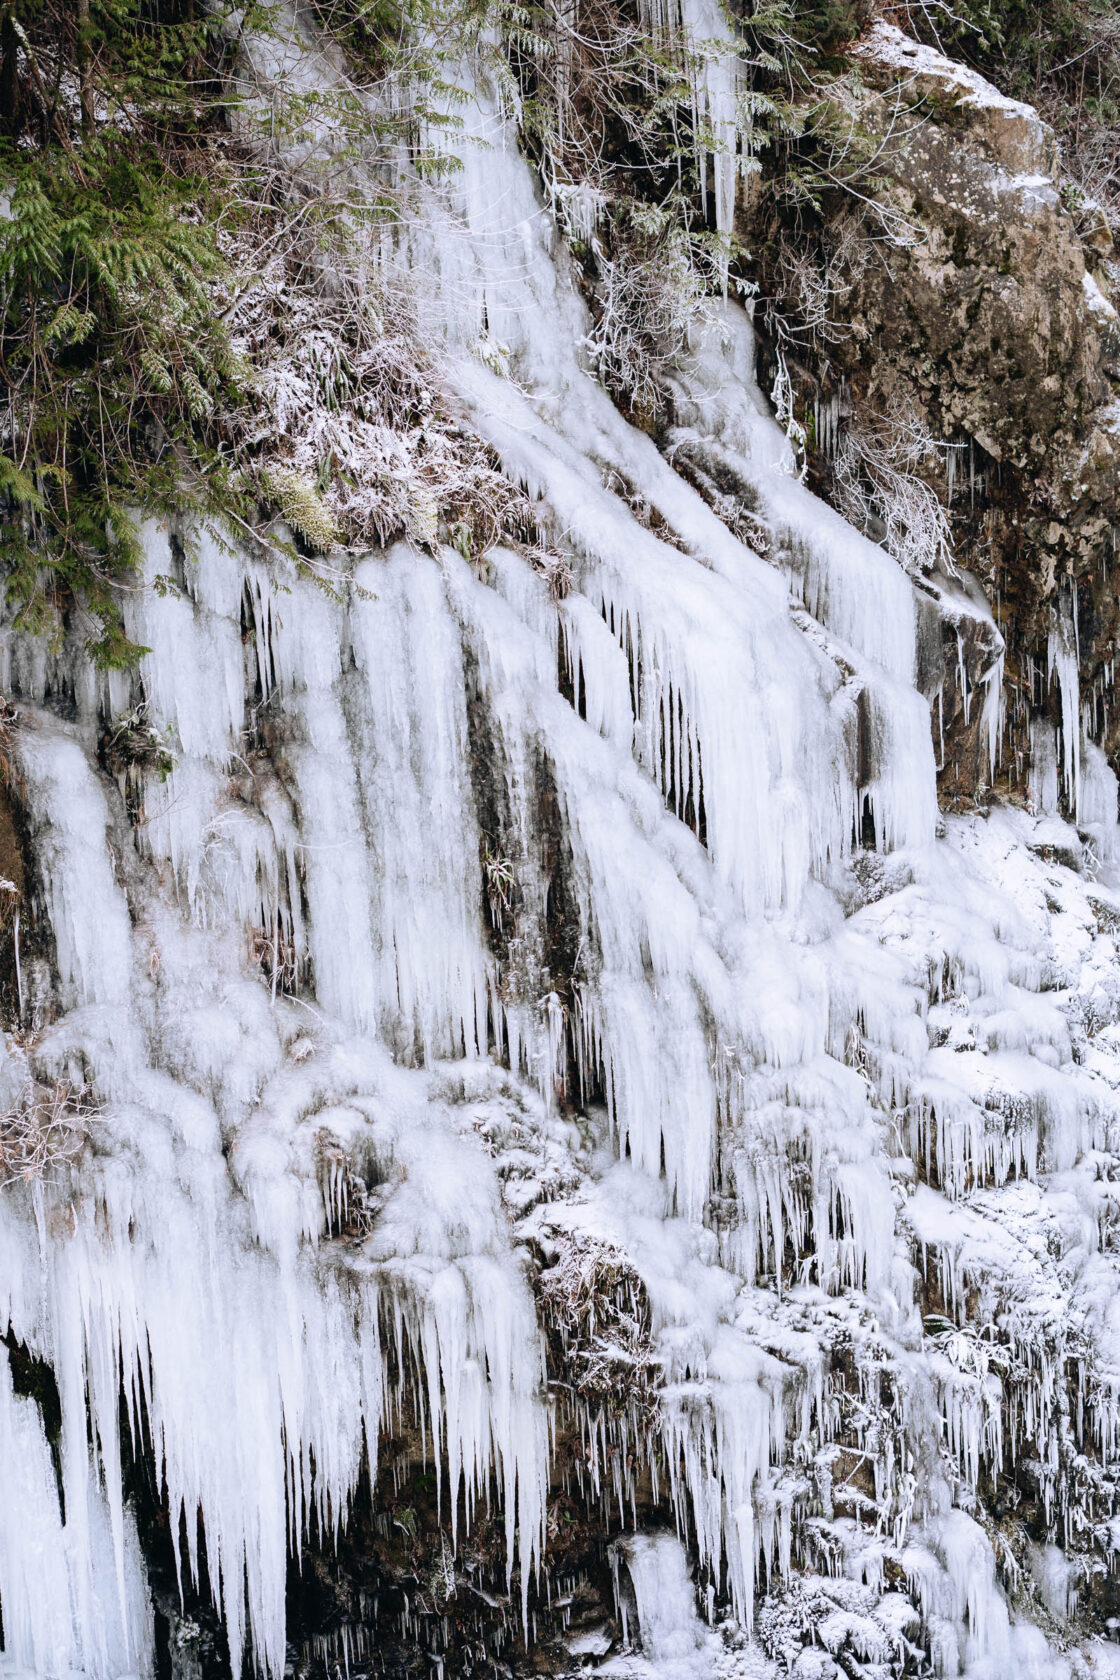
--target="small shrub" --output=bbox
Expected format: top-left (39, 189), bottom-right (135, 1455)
top-left (832, 403), bottom-right (957, 577)
top-left (539, 1231), bottom-right (661, 1426)
top-left (0, 1075), bottom-right (96, 1190)
top-left (100, 703), bottom-right (175, 824)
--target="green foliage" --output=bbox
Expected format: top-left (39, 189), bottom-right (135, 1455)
top-left (300, 0), bottom-right (509, 163)
top-left (786, 0), bottom-right (871, 52)
top-left (308, 0), bottom-right (492, 83)
top-left (0, 133), bottom-right (245, 663)
top-left (0, 0), bottom-right (562, 664)
top-left (0, 0), bottom-right (255, 663)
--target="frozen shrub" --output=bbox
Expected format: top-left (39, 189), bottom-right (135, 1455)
top-left (832, 403), bottom-right (956, 577)
top-left (0, 1074), bottom-right (96, 1190)
top-left (539, 1231), bottom-right (660, 1424)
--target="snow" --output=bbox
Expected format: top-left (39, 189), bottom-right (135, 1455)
top-left (1084, 271), bottom-right (1120, 327)
top-left (854, 22), bottom-right (1044, 126)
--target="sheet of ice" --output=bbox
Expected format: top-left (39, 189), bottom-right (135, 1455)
top-left (0, 1347), bottom-right (154, 1680)
top-left (0, 702), bottom-right (548, 1679)
top-left (617, 1533), bottom-right (715, 1676)
top-left (13, 720), bottom-right (132, 1013)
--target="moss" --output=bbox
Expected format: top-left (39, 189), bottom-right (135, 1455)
top-left (260, 469), bottom-right (341, 556)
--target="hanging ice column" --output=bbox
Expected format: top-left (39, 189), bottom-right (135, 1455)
top-left (0, 1350), bottom-right (154, 1680)
top-left (242, 544), bottom-right (493, 1057)
top-left (430, 90), bottom-right (937, 915)
top-left (116, 526), bottom-right (492, 1061)
top-left (638, 0), bottom-right (744, 243)
top-left (1049, 585), bottom-right (1082, 816)
top-left (415, 5), bottom-right (939, 879)
top-left (0, 539), bottom-right (551, 1680)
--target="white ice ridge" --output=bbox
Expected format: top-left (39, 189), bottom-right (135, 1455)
top-left (4, 5), bottom-right (1120, 1680)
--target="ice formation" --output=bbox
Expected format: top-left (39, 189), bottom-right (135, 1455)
top-left (4, 8), bottom-right (1120, 1680)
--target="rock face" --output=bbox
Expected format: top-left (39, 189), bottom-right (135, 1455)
top-left (751, 21), bottom-right (1120, 802)
top-left (849, 26), bottom-right (1117, 479)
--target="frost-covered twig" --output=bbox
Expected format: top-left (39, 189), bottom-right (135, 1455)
top-left (0, 1077), bottom-right (97, 1190)
top-left (833, 403), bottom-right (957, 577)
top-left (539, 1231), bottom-right (661, 1424)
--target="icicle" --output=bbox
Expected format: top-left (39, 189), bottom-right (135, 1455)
top-left (1047, 586), bottom-right (1082, 815)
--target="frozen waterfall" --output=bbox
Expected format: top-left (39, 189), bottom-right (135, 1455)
top-left (3, 8), bottom-right (1120, 1680)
